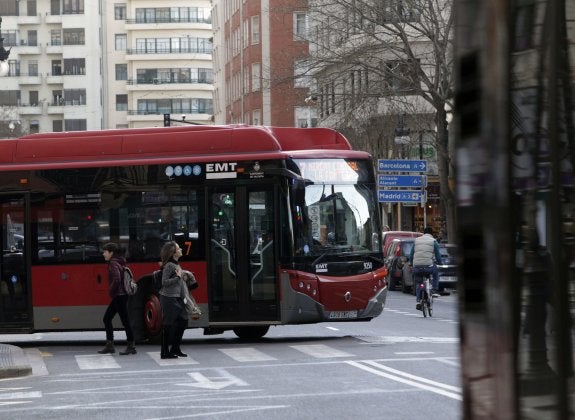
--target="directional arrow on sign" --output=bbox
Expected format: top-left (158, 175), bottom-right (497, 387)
top-left (186, 369), bottom-right (249, 390)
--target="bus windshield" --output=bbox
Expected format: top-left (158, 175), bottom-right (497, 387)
top-left (290, 159), bottom-right (380, 256)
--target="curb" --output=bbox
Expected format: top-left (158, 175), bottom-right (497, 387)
top-left (0, 343), bottom-right (33, 379)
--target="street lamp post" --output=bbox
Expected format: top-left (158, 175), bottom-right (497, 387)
top-left (0, 17), bottom-right (12, 77)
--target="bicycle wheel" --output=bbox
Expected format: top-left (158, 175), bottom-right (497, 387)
top-left (422, 296), bottom-right (428, 317)
top-left (428, 296), bottom-right (433, 317)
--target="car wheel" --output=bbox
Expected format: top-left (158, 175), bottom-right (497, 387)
top-left (401, 279), bottom-right (409, 294)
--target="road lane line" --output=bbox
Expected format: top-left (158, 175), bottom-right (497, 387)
top-left (346, 360), bottom-right (462, 400)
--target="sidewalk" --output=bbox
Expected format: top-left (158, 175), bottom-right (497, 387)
top-left (0, 343), bottom-right (32, 379)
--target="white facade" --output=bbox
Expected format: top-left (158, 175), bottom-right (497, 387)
top-left (0, 0), bottom-right (214, 135)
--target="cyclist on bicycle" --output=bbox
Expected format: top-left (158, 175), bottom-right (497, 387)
top-left (408, 226), bottom-right (443, 311)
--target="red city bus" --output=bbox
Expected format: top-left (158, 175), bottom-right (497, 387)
top-left (0, 125), bottom-right (388, 339)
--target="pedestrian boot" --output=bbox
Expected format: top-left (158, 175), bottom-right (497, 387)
top-left (97, 340), bottom-right (115, 354)
top-left (119, 341), bottom-right (137, 355)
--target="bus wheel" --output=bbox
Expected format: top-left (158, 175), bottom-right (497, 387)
top-left (144, 294), bottom-right (163, 337)
top-left (233, 326), bottom-right (270, 340)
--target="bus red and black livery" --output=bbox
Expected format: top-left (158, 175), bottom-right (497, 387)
top-left (0, 125), bottom-right (388, 339)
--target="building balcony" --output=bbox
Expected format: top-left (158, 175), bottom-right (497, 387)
top-left (17, 73), bottom-right (42, 85)
top-left (17, 15), bottom-right (41, 25)
top-left (45, 43), bottom-right (63, 54)
top-left (45, 73), bottom-right (64, 84)
top-left (18, 104), bottom-right (43, 115)
top-left (125, 78), bottom-right (213, 91)
top-left (15, 44), bottom-right (42, 55)
top-left (44, 13), bottom-right (63, 24)
top-left (47, 105), bottom-right (64, 115)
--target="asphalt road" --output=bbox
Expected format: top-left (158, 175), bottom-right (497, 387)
top-left (0, 290), bottom-right (461, 419)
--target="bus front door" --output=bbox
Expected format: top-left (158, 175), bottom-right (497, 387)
top-left (208, 187), bottom-right (279, 323)
top-left (0, 194), bottom-right (32, 330)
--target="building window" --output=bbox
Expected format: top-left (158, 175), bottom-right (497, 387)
top-left (251, 16), bottom-right (260, 45)
top-left (63, 58), bottom-right (85, 75)
top-left (29, 120), bottom-right (40, 134)
top-left (294, 59), bottom-right (311, 88)
top-left (114, 4), bottom-right (127, 20)
top-left (116, 94), bottom-right (128, 111)
top-left (115, 34), bottom-right (127, 51)
top-left (63, 29), bottom-right (85, 45)
top-left (64, 89), bottom-right (86, 105)
top-left (53, 120), bottom-right (63, 132)
top-left (252, 110), bottom-right (261, 125)
top-left (28, 61), bottom-right (39, 77)
top-left (294, 12), bottom-right (308, 39)
top-left (385, 59), bottom-right (418, 93)
top-left (65, 119), bottom-right (87, 131)
top-left (115, 64), bottom-right (127, 80)
top-left (0, 1), bottom-right (18, 15)
top-left (62, 0), bottom-right (84, 14)
top-left (50, 30), bottom-right (62, 46)
top-left (379, 1), bottom-right (420, 23)
top-left (251, 63), bottom-right (260, 92)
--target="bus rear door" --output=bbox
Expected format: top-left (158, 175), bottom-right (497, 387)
top-left (0, 193), bottom-right (32, 330)
top-left (208, 186), bottom-right (279, 323)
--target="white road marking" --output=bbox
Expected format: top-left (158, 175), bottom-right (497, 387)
top-left (290, 344), bottom-right (353, 358)
top-left (219, 348), bottom-right (276, 362)
top-left (325, 326), bottom-right (339, 331)
top-left (394, 352), bottom-right (435, 355)
top-left (25, 348), bottom-right (49, 376)
top-left (0, 391), bottom-right (42, 400)
top-left (347, 360), bottom-right (462, 400)
top-left (75, 354), bottom-right (120, 370)
top-left (147, 352), bottom-right (199, 366)
top-left (186, 369), bottom-right (249, 390)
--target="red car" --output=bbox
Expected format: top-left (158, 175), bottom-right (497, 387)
top-left (382, 230), bottom-right (422, 256)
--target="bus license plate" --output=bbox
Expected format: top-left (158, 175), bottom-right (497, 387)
top-left (329, 310), bottom-right (358, 319)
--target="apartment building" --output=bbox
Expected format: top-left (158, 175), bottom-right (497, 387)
top-left (0, 0), bottom-right (213, 135)
top-left (211, 0), bottom-right (316, 127)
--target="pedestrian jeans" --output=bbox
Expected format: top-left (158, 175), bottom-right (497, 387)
top-left (412, 265), bottom-right (439, 302)
top-left (102, 294), bottom-right (134, 342)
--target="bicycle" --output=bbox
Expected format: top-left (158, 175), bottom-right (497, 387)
top-left (417, 272), bottom-right (434, 318)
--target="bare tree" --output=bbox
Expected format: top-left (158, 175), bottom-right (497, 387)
top-left (301, 0), bottom-right (455, 240)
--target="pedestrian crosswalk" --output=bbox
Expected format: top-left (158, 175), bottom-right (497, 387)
top-left (45, 343), bottom-right (361, 372)
top-left (26, 339), bottom-right (458, 375)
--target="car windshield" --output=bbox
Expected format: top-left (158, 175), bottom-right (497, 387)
top-left (402, 241), bottom-right (414, 256)
top-left (440, 245), bottom-right (457, 263)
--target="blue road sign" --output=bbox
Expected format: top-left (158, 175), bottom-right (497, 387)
top-left (378, 190), bottom-right (426, 203)
top-left (378, 159), bottom-right (427, 173)
top-left (378, 174), bottom-right (427, 188)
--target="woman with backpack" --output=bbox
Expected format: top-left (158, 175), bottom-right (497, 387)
top-left (97, 242), bottom-right (137, 355)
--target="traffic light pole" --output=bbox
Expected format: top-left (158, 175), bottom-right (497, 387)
top-left (163, 113), bottom-right (203, 126)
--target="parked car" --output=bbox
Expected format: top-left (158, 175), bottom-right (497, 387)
top-left (401, 243), bottom-right (459, 294)
top-left (382, 230), bottom-right (422, 256)
top-left (384, 238), bottom-right (416, 291)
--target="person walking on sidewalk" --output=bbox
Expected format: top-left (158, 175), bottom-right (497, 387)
top-left (159, 241), bottom-right (188, 359)
top-left (97, 242), bottom-right (137, 355)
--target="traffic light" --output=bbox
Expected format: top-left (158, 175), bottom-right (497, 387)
top-left (163, 113), bottom-right (170, 127)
